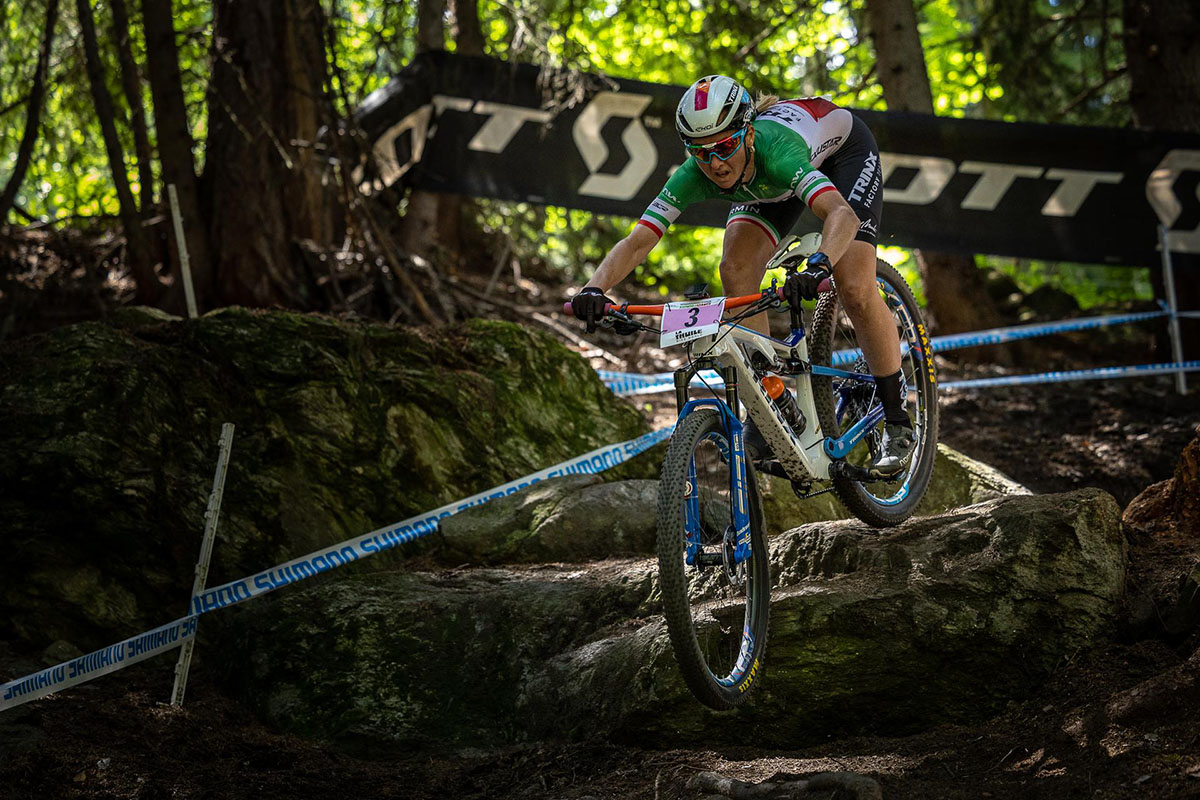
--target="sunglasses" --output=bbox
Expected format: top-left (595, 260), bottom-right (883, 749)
top-left (684, 128), bottom-right (748, 163)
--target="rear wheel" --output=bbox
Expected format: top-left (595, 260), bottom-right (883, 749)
top-left (656, 407), bottom-right (770, 709)
top-left (809, 258), bottom-right (939, 527)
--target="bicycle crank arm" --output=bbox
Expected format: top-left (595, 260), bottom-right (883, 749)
top-left (829, 460), bottom-right (896, 484)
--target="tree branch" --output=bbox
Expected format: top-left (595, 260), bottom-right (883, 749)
top-left (735, 4), bottom-right (804, 61)
top-left (1054, 64), bottom-right (1128, 119)
top-left (109, 0), bottom-right (157, 211)
top-left (0, 0), bottom-right (59, 223)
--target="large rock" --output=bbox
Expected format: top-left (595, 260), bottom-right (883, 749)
top-left (1121, 424), bottom-right (1200, 638)
top-left (432, 475), bottom-right (659, 564)
top-left (759, 443), bottom-right (1030, 534)
top-left (0, 309), bottom-right (648, 651)
top-left (428, 444), bottom-right (1029, 566)
top-left (223, 488), bottom-right (1125, 750)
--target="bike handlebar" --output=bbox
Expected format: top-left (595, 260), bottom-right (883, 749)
top-left (560, 279), bottom-right (832, 318)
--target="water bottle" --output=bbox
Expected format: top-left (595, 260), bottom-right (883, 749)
top-left (760, 375), bottom-right (805, 434)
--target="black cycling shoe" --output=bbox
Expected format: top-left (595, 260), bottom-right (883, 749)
top-left (871, 422), bottom-right (915, 477)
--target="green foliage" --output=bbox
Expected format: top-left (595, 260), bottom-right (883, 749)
top-left (0, 0), bottom-right (1145, 309)
top-left (984, 257), bottom-right (1154, 310)
top-left (965, 0), bottom-right (1129, 126)
top-left (0, 0), bottom-right (211, 219)
top-left (327, 0), bottom-right (416, 110)
top-left (879, 246), bottom-right (925, 306)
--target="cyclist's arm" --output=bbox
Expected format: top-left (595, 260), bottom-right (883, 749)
top-left (809, 189), bottom-right (861, 265)
top-left (584, 162), bottom-right (714, 293)
top-left (585, 223), bottom-right (659, 292)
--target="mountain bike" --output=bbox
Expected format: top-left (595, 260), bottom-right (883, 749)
top-left (565, 235), bottom-right (938, 710)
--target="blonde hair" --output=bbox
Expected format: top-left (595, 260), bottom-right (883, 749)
top-left (755, 93), bottom-right (780, 113)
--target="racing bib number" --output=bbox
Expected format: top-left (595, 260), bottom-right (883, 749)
top-left (660, 297), bottom-right (726, 348)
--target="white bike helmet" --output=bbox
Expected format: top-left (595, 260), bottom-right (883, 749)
top-left (675, 75), bottom-right (753, 140)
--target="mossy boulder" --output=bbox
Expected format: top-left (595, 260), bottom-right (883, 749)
top-left (223, 488), bottom-right (1125, 750)
top-left (0, 308), bottom-right (647, 651)
top-left (759, 443), bottom-right (1029, 535)
top-left (218, 561), bottom-right (663, 754)
top-left (431, 475), bottom-right (659, 564)
top-left (403, 444), bottom-right (1025, 565)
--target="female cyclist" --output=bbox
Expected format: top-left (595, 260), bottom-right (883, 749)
top-left (569, 74), bottom-right (914, 475)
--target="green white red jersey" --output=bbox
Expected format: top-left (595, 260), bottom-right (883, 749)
top-left (638, 98), bottom-right (853, 244)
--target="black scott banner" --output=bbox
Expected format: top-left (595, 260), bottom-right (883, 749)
top-left (355, 52), bottom-right (1200, 267)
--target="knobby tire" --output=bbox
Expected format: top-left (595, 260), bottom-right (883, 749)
top-left (809, 258), bottom-right (940, 527)
top-left (656, 407), bottom-right (770, 710)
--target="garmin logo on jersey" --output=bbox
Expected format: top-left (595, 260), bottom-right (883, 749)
top-left (848, 153), bottom-right (879, 202)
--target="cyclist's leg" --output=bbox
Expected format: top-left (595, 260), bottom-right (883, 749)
top-left (832, 241), bottom-right (900, 376)
top-left (721, 206), bottom-right (778, 336)
top-left (723, 199), bottom-right (806, 335)
top-left (819, 114), bottom-right (900, 384)
top-left (822, 116), bottom-right (914, 471)
top-left (830, 243), bottom-right (916, 473)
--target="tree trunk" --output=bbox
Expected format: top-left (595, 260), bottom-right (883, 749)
top-left (434, 0), bottom-right (485, 273)
top-left (76, 0), bottom-right (159, 304)
top-left (205, 0), bottom-right (337, 307)
top-left (109, 0), bottom-right (155, 212)
top-left (452, 0), bottom-right (484, 56)
top-left (1125, 0), bottom-right (1200, 362)
top-left (142, 0), bottom-right (213, 306)
top-left (0, 0), bottom-right (58, 224)
top-left (865, 0), bottom-right (1009, 360)
top-left (1125, 0), bottom-right (1200, 131)
top-left (400, 0), bottom-right (445, 264)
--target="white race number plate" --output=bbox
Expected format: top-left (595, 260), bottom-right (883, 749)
top-left (659, 297), bottom-right (726, 348)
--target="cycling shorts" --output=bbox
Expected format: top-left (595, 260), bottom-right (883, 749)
top-left (728, 114), bottom-right (883, 247)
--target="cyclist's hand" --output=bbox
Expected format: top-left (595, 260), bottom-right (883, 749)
top-left (786, 251), bottom-right (833, 303)
top-left (570, 286), bottom-right (612, 333)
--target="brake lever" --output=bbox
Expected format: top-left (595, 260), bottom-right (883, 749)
top-left (602, 305), bottom-right (648, 336)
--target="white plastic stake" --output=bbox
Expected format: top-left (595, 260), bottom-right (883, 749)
top-left (1159, 225), bottom-right (1188, 395)
top-left (167, 183), bottom-right (199, 319)
top-left (171, 423), bottom-right (235, 706)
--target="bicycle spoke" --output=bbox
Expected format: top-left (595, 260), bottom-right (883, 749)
top-left (810, 261), bottom-right (940, 526)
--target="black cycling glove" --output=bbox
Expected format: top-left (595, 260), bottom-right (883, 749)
top-left (570, 286), bottom-right (613, 333)
top-left (786, 251), bottom-right (833, 303)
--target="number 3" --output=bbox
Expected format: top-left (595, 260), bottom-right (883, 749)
top-left (685, 307), bottom-right (700, 327)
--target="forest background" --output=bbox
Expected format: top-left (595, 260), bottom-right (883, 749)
top-left (0, 0), bottom-right (1197, 341)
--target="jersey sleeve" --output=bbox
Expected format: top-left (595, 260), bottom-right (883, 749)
top-left (636, 161), bottom-right (717, 238)
top-left (766, 130), bottom-right (838, 208)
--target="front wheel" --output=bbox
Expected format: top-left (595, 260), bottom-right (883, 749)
top-left (656, 407), bottom-right (770, 709)
top-left (809, 258), bottom-right (939, 527)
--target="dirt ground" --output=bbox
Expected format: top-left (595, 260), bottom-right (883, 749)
top-left (2, 299), bottom-right (1199, 798)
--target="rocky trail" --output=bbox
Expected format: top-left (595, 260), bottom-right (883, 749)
top-left (0, 306), bottom-right (1198, 800)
